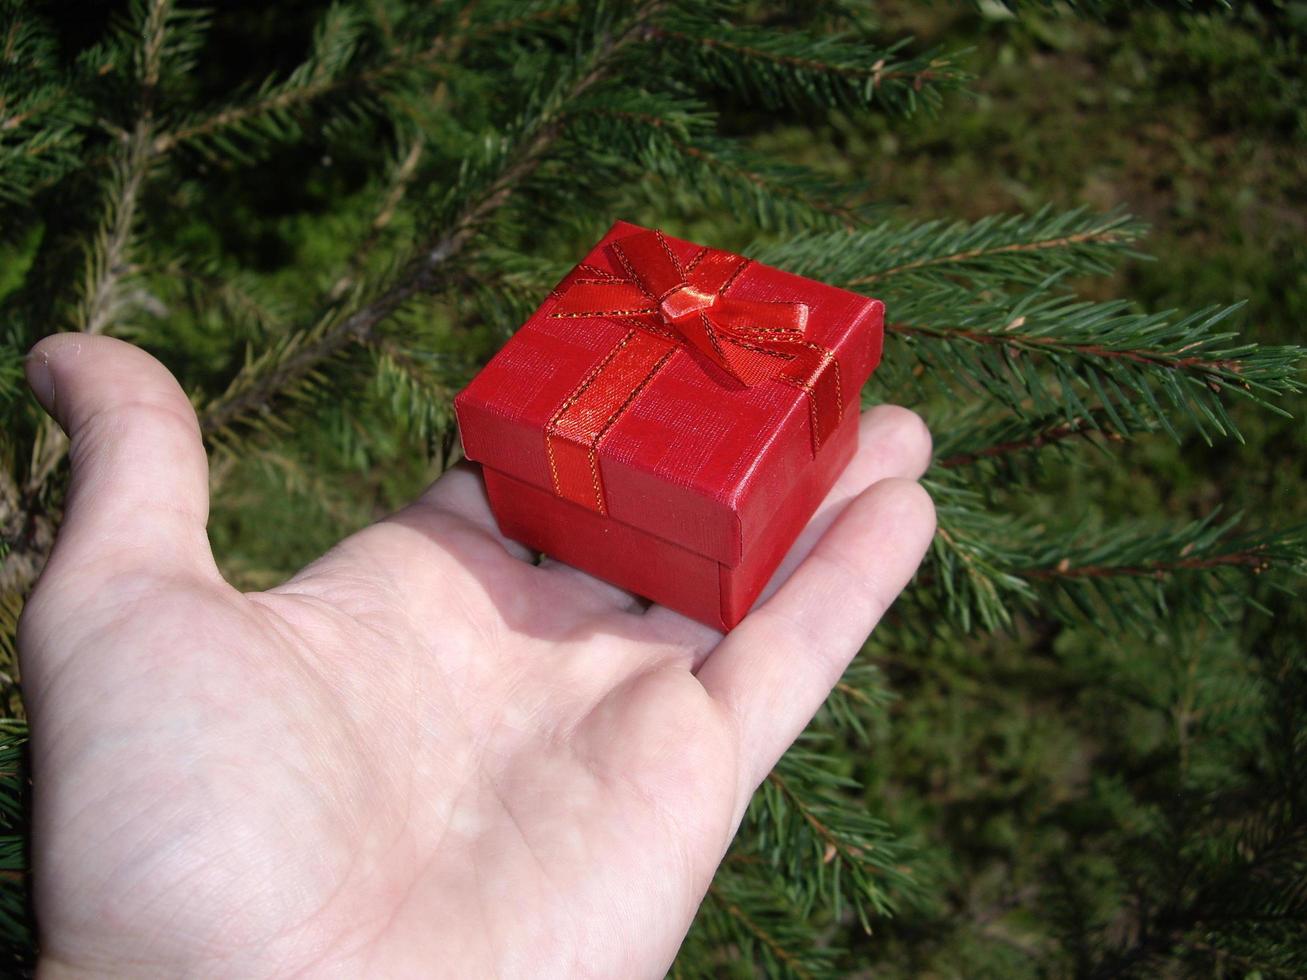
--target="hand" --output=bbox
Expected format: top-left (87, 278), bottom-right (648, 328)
top-left (19, 334), bottom-right (935, 978)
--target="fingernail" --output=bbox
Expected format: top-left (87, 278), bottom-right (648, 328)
top-left (25, 345), bottom-right (56, 415)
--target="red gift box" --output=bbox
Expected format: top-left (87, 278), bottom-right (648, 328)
top-left (454, 221), bottom-right (884, 630)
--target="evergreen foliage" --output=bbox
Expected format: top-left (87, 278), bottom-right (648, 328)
top-left (1, 0), bottom-right (1303, 975)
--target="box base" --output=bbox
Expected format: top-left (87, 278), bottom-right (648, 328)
top-left (481, 415), bottom-right (858, 631)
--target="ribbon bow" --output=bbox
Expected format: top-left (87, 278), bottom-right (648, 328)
top-left (542, 227), bottom-right (842, 516)
top-left (551, 229), bottom-right (810, 386)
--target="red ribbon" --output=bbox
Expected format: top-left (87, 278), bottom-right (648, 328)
top-left (544, 229), bottom-right (842, 514)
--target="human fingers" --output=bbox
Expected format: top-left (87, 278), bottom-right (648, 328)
top-left (639, 405), bottom-right (933, 656)
top-left (757, 404), bottom-right (931, 603)
top-left (696, 477), bottom-right (936, 799)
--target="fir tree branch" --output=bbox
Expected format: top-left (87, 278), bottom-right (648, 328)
top-left (469, 3), bottom-right (581, 38)
top-left (766, 770), bottom-right (854, 870)
top-left (10, 0), bottom-right (611, 520)
top-left (849, 209), bottom-right (1145, 287)
top-left (691, 864), bottom-right (844, 978)
top-left (821, 660), bottom-right (894, 744)
top-left (1019, 516), bottom-right (1304, 590)
top-left (859, 225), bottom-right (1124, 285)
top-left (936, 407), bottom-right (1126, 468)
top-left (74, 120), bottom-right (153, 336)
top-left (675, 139), bottom-right (858, 226)
top-left (928, 520), bottom-right (1032, 632)
top-left (1180, 937), bottom-right (1302, 980)
top-left (567, 105), bottom-right (861, 228)
top-left (153, 84), bottom-right (341, 155)
top-left (749, 744), bottom-right (920, 928)
top-left (209, 443), bottom-right (370, 535)
top-left (365, 335), bottom-right (457, 440)
top-left (1022, 548), bottom-right (1276, 581)
top-left (149, 3), bottom-right (586, 161)
top-left (655, 28), bottom-right (932, 84)
top-left (0, 49), bottom-right (85, 202)
top-left (160, 259), bottom-right (288, 337)
top-left (705, 883), bottom-right (818, 980)
top-left (653, 15), bottom-right (964, 114)
top-left (152, 1), bottom-right (584, 159)
top-left (0, 718), bottom-right (31, 970)
top-left (152, 4), bottom-right (378, 159)
top-left (200, 2), bottom-right (665, 440)
top-left (755, 208), bottom-right (1147, 302)
top-left (993, 0), bottom-right (1229, 15)
top-left (1087, 813), bottom-right (1307, 980)
top-left (888, 320), bottom-right (1242, 376)
top-left (74, 0), bottom-right (170, 336)
top-left (918, 476), bottom-right (1039, 631)
top-left (884, 295), bottom-right (1305, 442)
top-left (200, 293), bottom-right (407, 438)
top-left (922, 487), bottom-right (1305, 633)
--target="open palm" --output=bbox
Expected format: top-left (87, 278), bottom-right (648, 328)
top-left (19, 334), bottom-right (934, 979)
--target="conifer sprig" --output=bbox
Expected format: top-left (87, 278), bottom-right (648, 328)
top-left (152, 3), bottom-right (374, 162)
top-left (698, 871), bottom-right (841, 979)
top-left (654, 12), bottom-right (964, 115)
top-left (925, 482), bottom-right (1305, 633)
top-left (0, 5), bottom-right (86, 204)
top-left (759, 207), bottom-right (1147, 289)
top-left (367, 337), bottom-right (457, 443)
top-left (1078, 776), bottom-right (1306, 978)
top-left (157, 259), bottom-right (289, 340)
top-left (1022, 516), bottom-right (1304, 627)
top-left (887, 295), bottom-right (1304, 441)
top-left (926, 480), bottom-right (1036, 631)
top-left (747, 743), bottom-right (923, 930)
top-left (934, 406), bottom-right (1131, 469)
top-left (74, 0), bottom-right (178, 336)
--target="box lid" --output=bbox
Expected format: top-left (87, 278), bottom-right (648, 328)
top-left (454, 221), bottom-right (884, 568)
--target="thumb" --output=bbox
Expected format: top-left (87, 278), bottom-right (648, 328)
top-left (25, 333), bottom-right (218, 584)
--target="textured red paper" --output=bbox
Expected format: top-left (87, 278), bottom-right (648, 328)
top-left (454, 221), bottom-right (884, 630)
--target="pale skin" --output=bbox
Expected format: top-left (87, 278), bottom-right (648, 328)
top-left (19, 333), bottom-right (936, 979)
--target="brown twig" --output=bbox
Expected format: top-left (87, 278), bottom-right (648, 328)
top-left (937, 410), bottom-right (1124, 468)
top-left (1024, 549), bottom-right (1273, 582)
